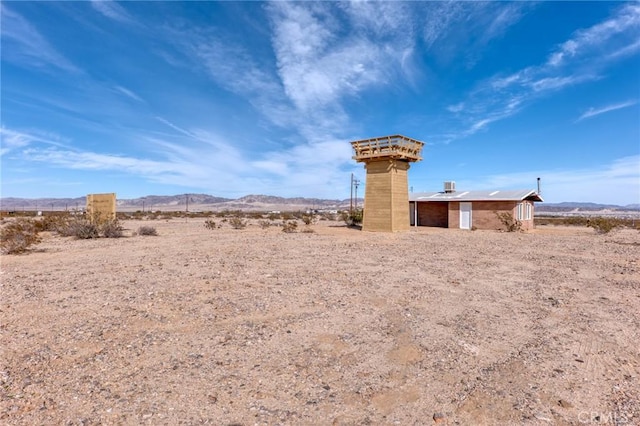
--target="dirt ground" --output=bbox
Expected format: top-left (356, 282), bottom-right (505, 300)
top-left (1, 218), bottom-right (639, 425)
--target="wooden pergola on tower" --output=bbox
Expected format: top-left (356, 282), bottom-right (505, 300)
top-left (351, 135), bottom-right (424, 232)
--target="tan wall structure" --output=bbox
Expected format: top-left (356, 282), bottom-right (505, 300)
top-left (86, 193), bottom-right (116, 223)
top-left (351, 135), bottom-right (424, 232)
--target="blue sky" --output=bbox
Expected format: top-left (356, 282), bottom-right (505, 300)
top-left (1, 1), bottom-right (639, 205)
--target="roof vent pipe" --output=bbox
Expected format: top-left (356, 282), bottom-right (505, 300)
top-left (537, 177), bottom-right (541, 195)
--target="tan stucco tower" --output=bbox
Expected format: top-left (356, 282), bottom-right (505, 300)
top-left (351, 135), bottom-right (424, 232)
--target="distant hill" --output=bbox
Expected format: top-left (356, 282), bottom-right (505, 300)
top-left (121, 194), bottom-right (231, 207)
top-left (0, 194), bottom-right (359, 212)
top-left (0, 196), bottom-right (86, 210)
top-left (537, 202), bottom-right (640, 212)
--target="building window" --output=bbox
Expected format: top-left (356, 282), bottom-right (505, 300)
top-left (517, 202), bottom-right (532, 221)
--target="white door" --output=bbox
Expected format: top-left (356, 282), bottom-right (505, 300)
top-left (460, 202), bottom-right (472, 229)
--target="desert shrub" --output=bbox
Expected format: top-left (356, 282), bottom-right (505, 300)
top-left (301, 214), bottom-right (316, 226)
top-left (268, 213), bottom-right (281, 221)
top-left (258, 220), bottom-right (271, 229)
top-left (229, 217), bottom-right (247, 230)
top-left (34, 213), bottom-right (69, 233)
top-left (216, 210), bottom-right (241, 218)
top-left (137, 225), bottom-right (158, 236)
top-left (535, 215), bottom-right (636, 231)
top-left (1, 219), bottom-right (41, 254)
top-left (101, 220), bottom-right (124, 238)
top-left (301, 227), bottom-right (315, 233)
top-left (281, 212), bottom-right (294, 221)
top-left (282, 220), bottom-right (297, 233)
top-left (247, 212), bottom-right (264, 219)
top-left (341, 209), bottom-right (363, 226)
top-left (58, 217), bottom-right (100, 239)
top-left (204, 219), bottom-right (218, 230)
top-left (587, 217), bottom-right (619, 234)
top-left (318, 212), bottom-right (337, 221)
top-left (496, 211), bottom-right (522, 232)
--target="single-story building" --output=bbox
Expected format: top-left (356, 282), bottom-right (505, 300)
top-left (409, 183), bottom-right (543, 231)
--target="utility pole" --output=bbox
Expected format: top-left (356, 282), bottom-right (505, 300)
top-left (350, 173), bottom-right (354, 214)
top-left (354, 178), bottom-right (360, 210)
top-left (186, 194), bottom-right (189, 212)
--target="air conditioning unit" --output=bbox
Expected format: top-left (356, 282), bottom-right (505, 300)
top-left (444, 181), bottom-right (456, 193)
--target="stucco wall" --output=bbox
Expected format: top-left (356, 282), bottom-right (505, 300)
top-left (86, 193), bottom-right (116, 223)
top-left (470, 201), bottom-right (518, 230)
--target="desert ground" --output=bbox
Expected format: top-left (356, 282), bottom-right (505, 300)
top-left (1, 218), bottom-right (639, 425)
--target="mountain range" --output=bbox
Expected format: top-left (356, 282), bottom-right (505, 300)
top-left (0, 194), bottom-right (638, 212)
top-left (0, 194), bottom-right (358, 212)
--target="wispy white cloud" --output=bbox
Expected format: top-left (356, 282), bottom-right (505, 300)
top-left (528, 75), bottom-right (599, 92)
top-left (546, 3), bottom-right (640, 67)
top-left (269, 2), bottom-right (387, 112)
top-left (0, 128), bottom-right (31, 156)
top-left (0, 4), bottom-right (81, 73)
top-left (114, 85), bottom-right (144, 102)
top-left (11, 125), bottom-right (352, 198)
top-left (90, 0), bottom-right (136, 25)
top-left (458, 155), bottom-right (640, 205)
top-left (266, 1), bottom-right (418, 141)
top-left (443, 3), bottom-right (640, 141)
top-left (576, 100), bottom-right (639, 122)
top-left (155, 117), bottom-right (198, 140)
top-left (165, 1), bottom-right (418, 145)
top-left (421, 2), bottom-right (530, 67)
top-left (0, 127), bottom-right (69, 156)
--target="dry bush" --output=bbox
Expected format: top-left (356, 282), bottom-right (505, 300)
top-left (247, 212), bottom-right (264, 219)
top-left (535, 216), bottom-right (637, 231)
top-left (258, 220), bottom-right (271, 229)
top-left (204, 219), bottom-right (218, 230)
top-left (0, 218), bottom-right (41, 254)
top-left (301, 214), bottom-right (316, 226)
top-left (101, 220), bottom-right (124, 238)
top-left (587, 217), bottom-right (620, 234)
top-left (229, 217), bottom-right (247, 230)
top-left (301, 227), bottom-right (315, 233)
top-left (341, 209), bottom-right (363, 226)
top-left (34, 213), bottom-right (69, 233)
top-left (282, 220), bottom-right (297, 233)
top-left (496, 212), bottom-right (522, 232)
top-left (58, 217), bottom-right (100, 239)
top-left (137, 226), bottom-right (158, 236)
top-left (216, 210), bottom-right (241, 218)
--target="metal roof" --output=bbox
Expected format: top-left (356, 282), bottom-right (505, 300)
top-left (410, 189), bottom-right (543, 202)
